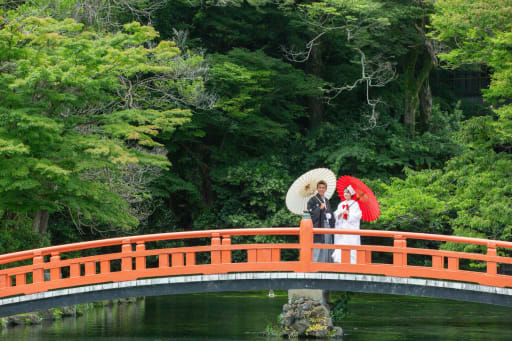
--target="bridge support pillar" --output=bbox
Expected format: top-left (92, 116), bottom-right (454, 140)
top-left (288, 289), bottom-right (328, 305)
top-left (282, 289), bottom-right (341, 338)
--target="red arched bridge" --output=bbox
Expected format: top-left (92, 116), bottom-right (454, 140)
top-left (1, 217), bottom-right (512, 316)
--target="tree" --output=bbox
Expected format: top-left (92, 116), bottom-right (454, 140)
top-left (160, 48), bottom-right (324, 227)
top-left (281, 0), bottom-right (396, 129)
top-left (372, 0), bottom-right (512, 247)
top-left (431, 0), bottom-right (512, 152)
top-left (0, 15), bottom-right (208, 233)
top-left (386, 0), bottom-right (438, 133)
top-left (6, 0), bottom-right (167, 29)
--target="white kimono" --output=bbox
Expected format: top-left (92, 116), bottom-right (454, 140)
top-left (332, 200), bottom-right (362, 264)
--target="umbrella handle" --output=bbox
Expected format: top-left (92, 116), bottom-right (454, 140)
top-left (345, 198), bottom-right (360, 210)
top-left (314, 195), bottom-right (325, 206)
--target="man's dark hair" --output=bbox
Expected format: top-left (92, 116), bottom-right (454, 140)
top-left (317, 180), bottom-right (327, 188)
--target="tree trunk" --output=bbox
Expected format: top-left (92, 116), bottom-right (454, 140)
top-left (198, 162), bottom-right (214, 207)
top-left (418, 77), bottom-right (433, 132)
top-left (403, 47), bottom-right (434, 133)
top-left (403, 49), bottom-right (419, 131)
top-left (32, 210), bottom-right (49, 234)
top-left (179, 143), bottom-right (214, 207)
top-left (307, 43), bottom-right (324, 129)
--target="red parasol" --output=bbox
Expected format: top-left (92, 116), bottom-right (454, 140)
top-left (336, 175), bottom-right (380, 222)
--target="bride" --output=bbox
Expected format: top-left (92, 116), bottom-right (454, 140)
top-left (332, 185), bottom-right (362, 264)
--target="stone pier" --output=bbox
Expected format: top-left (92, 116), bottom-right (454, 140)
top-left (280, 289), bottom-right (342, 339)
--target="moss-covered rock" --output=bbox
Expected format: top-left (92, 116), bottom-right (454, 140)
top-left (280, 295), bottom-right (342, 339)
top-left (39, 305), bottom-right (77, 320)
top-left (7, 313), bottom-right (42, 326)
top-left (38, 308), bottom-right (62, 320)
top-left (76, 303), bottom-right (93, 316)
top-left (60, 305), bottom-right (76, 317)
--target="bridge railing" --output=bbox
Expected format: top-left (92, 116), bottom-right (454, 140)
top-left (0, 217), bottom-right (511, 299)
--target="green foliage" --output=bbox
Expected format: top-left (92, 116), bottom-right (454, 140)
top-left (442, 151), bottom-right (512, 241)
top-left (371, 170), bottom-right (452, 235)
top-left (150, 0), bottom-right (464, 233)
top-left (330, 291), bottom-right (352, 325)
top-left (49, 308), bottom-right (64, 320)
top-left (209, 156), bottom-right (296, 228)
top-left (208, 48), bottom-right (324, 147)
top-left (432, 0), bottom-right (512, 153)
top-left (301, 104), bottom-right (461, 178)
top-left (431, 0), bottom-right (512, 67)
top-left (0, 0), bottom-right (507, 258)
top-left (157, 47), bottom-right (325, 228)
top-left (375, 148), bottom-right (512, 243)
top-left (7, 0), bottom-right (159, 30)
top-left (407, 0), bottom-right (512, 247)
top-left (0, 219), bottom-right (47, 254)
top-left (0, 15), bottom-right (201, 233)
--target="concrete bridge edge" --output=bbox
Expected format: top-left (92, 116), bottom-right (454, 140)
top-left (1, 272), bottom-right (512, 317)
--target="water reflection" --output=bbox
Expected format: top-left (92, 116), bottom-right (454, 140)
top-left (341, 294), bottom-right (512, 340)
top-left (2, 292), bottom-right (512, 340)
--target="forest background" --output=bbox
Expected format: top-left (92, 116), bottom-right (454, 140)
top-left (0, 0), bottom-right (510, 264)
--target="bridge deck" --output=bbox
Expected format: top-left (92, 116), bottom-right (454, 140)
top-left (2, 272), bottom-right (512, 316)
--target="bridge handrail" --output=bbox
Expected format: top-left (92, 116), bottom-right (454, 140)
top-left (0, 228), bottom-right (300, 265)
top-left (1, 227), bottom-right (511, 266)
top-left (313, 228), bottom-right (512, 248)
top-left (0, 218), bottom-right (511, 299)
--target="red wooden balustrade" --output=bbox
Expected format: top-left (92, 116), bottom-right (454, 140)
top-left (1, 217), bottom-right (512, 299)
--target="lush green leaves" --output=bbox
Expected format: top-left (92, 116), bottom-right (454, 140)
top-left (0, 15), bottom-right (200, 231)
top-left (432, 0), bottom-right (512, 153)
top-left (1, 0), bottom-right (509, 258)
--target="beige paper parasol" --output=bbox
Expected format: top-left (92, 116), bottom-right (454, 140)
top-left (285, 168), bottom-right (336, 215)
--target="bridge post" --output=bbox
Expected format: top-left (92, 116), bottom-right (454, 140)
top-left (70, 263), bottom-right (80, 278)
top-left (211, 233), bottom-right (221, 264)
top-left (447, 257), bottom-right (459, 271)
top-left (299, 213), bottom-right (313, 272)
top-left (50, 252), bottom-right (61, 280)
top-left (432, 255), bottom-right (443, 269)
top-left (393, 235), bottom-right (407, 269)
top-left (122, 239), bottom-right (132, 271)
top-left (159, 251), bottom-right (169, 268)
top-left (33, 251), bottom-right (44, 284)
top-left (85, 260), bottom-right (95, 276)
top-left (186, 252), bottom-right (195, 266)
top-left (487, 242), bottom-right (497, 276)
top-left (136, 241), bottom-right (146, 270)
top-left (221, 235), bottom-right (231, 264)
top-left (100, 259), bottom-right (110, 275)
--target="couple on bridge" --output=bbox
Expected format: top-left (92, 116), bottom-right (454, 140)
top-left (307, 180), bottom-right (361, 264)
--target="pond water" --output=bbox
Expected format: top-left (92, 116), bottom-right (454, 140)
top-left (2, 291), bottom-right (512, 340)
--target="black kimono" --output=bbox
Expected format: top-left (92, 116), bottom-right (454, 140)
top-left (307, 193), bottom-right (335, 262)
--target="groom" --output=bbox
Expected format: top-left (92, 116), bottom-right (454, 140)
top-left (307, 180), bottom-right (335, 262)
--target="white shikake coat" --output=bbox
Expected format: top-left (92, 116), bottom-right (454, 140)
top-left (332, 200), bottom-right (362, 264)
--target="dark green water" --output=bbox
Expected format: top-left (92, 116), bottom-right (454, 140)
top-left (2, 292), bottom-right (512, 340)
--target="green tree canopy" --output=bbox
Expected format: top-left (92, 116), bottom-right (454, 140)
top-left (0, 15), bottom-right (205, 233)
top-left (373, 0), bottom-right (512, 248)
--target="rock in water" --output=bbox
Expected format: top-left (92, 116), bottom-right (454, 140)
top-left (280, 295), bottom-right (343, 339)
